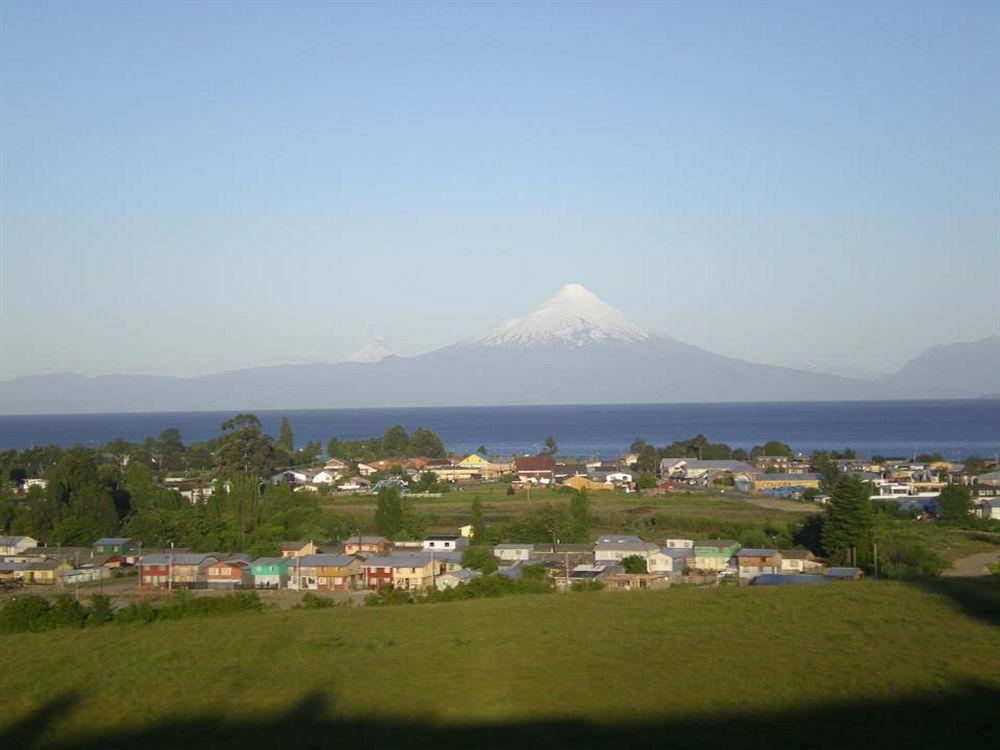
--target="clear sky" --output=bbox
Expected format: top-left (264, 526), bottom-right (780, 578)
top-left (1, 0), bottom-right (997, 379)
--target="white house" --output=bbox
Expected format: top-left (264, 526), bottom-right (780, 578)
top-left (271, 469), bottom-right (315, 486)
top-left (422, 535), bottom-right (469, 552)
top-left (593, 535), bottom-right (659, 563)
top-left (977, 498), bottom-right (1000, 521)
top-left (435, 568), bottom-right (481, 591)
top-left (494, 544), bottom-right (534, 562)
top-left (312, 469), bottom-right (342, 485)
top-left (0, 535), bottom-right (38, 555)
top-left (663, 538), bottom-right (694, 549)
top-left (337, 477), bottom-right (372, 492)
top-left (646, 549), bottom-right (678, 574)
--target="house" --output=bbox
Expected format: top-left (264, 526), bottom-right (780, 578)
top-left (271, 469), bottom-right (315, 486)
top-left (422, 535), bottom-right (469, 552)
top-left (663, 538), bottom-right (694, 549)
top-left (646, 549), bottom-right (680, 574)
top-left (362, 553), bottom-right (440, 590)
top-left (279, 540), bottom-right (317, 558)
top-left (824, 567), bottom-right (864, 581)
top-left (692, 540), bottom-right (741, 571)
top-left (251, 557), bottom-right (290, 589)
top-left (514, 455), bottom-right (556, 484)
top-left (312, 469), bottom-right (342, 485)
top-left (0, 561), bottom-right (28, 583)
top-left (736, 549), bottom-right (783, 580)
top-left (205, 558), bottom-right (254, 588)
top-left (343, 536), bottom-right (390, 555)
top-left (288, 554), bottom-right (363, 591)
top-left (494, 543), bottom-right (535, 562)
top-left (593, 535), bottom-right (659, 563)
top-left (779, 549), bottom-right (823, 573)
top-left (435, 568), bottom-right (481, 591)
top-left (568, 562), bottom-right (624, 582)
top-left (660, 547), bottom-right (695, 573)
top-left (427, 465), bottom-right (481, 483)
top-left (601, 573), bottom-right (671, 591)
top-left (660, 459), bottom-right (760, 484)
top-left (372, 477), bottom-right (410, 494)
top-left (356, 463), bottom-right (381, 477)
top-left (753, 473), bottom-right (823, 497)
top-left (0, 535), bottom-right (38, 555)
top-left (323, 458), bottom-right (349, 472)
top-left (977, 498), bottom-right (1000, 520)
top-left (91, 537), bottom-right (137, 556)
top-left (753, 455), bottom-right (792, 472)
top-left (554, 463), bottom-right (589, 482)
top-left (457, 452), bottom-right (508, 478)
top-left (337, 477), bottom-right (372, 492)
top-left (458, 524), bottom-right (474, 538)
top-left (139, 554), bottom-right (218, 589)
top-left (529, 543), bottom-right (594, 566)
top-left (20, 559), bottom-right (73, 585)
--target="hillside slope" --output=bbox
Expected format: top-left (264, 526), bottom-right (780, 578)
top-left (2, 580), bottom-right (998, 748)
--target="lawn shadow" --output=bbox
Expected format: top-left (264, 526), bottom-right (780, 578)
top-left (909, 575), bottom-right (1000, 626)
top-left (5, 683), bottom-right (999, 750)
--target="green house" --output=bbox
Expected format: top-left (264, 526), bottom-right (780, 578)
top-left (251, 557), bottom-right (290, 589)
top-left (92, 537), bottom-right (138, 556)
top-left (692, 539), bottom-right (741, 571)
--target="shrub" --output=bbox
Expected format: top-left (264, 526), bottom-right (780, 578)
top-left (0, 595), bottom-right (53, 633)
top-left (297, 592), bottom-right (337, 609)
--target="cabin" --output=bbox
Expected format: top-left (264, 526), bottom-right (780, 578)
top-left (251, 557), bottom-right (290, 589)
top-left (362, 553), bottom-right (440, 591)
top-left (205, 558), bottom-right (254, 589)
top-left (343, 536), bottom-right (390, 555)
top-left (288, 554), bottom-right (363, 591)
top-left (139, 554), bottom-right (218, 589)
top-left (736, 549), bottom-right (783, 580)
top-left (91, 537), bottom-right (137, 556)
top-left (0, 535), bottom-right (38, 556)
top-left (422, 535), bottom-right (469, 552)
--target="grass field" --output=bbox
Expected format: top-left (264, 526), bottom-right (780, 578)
top-left (3, 578), bottom-right (998, 749)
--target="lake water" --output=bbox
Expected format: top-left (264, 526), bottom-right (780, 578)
top-left (0, 400), bottom-right (997, 459)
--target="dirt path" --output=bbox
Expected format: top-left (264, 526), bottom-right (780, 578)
top-left (943, 551), bottom-right (1000, 577)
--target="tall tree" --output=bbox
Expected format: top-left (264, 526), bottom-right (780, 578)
top-left (408, 428), bottom-right (445, 458)
top-left (381, 424), bottom-right (410, 456)
top-left (326, 437), bottom-right (341, 459)
top-left (569, 490), bottom-right (590, 543)
top-left (821, 475), bottom-right (873, 565)
top-left (157, 428), bottom-right (185, 471)
top-left (471, 496), bottom-right (486, 543)
top-left (374, 486), bottom-right (404, 539)
top-left (542, 435), bottom-right (558, 456)
top-left (277, 417), bottom-right (294, 453)
top-left (937, 484), bottom-right (973, 523)
top-left (215, 414), bottom-right (275, 479)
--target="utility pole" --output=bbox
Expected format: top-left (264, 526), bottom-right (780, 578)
top-left (873, 541), bottom-right (879, 579)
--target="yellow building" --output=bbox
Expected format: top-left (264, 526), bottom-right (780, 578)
top-left (752, 473), bottom-right (822, 492)
top-left (562, 475), bottom-right (614, 492)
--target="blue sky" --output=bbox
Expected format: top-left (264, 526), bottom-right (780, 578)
top-left (1, 1), bottom-right (997, 378)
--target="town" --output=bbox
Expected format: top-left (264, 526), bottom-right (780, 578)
top-left (2, 429), bottom-right (997, 601)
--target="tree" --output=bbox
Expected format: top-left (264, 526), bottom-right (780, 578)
top-left (157, 428), bottom-right (185, 471)
top-left (637, 445), bottom-right (660, 472)
top-left (542, 436), bottom-right (558, 456)
top-left (381, 425), bottom-right (409, 456)
top-left (407, 428), bottom-right (445, 458)
top-left (374, 486), bottom-right (404, 539)
top-left (277, 417), bottom-right (294, 453)
top-left (636, 472), bottom-right (657, 490)
top-left (751, 440), bottom-right (793, 458)
top-left (621, 555), bottom-right (647, 574)
top-left (821, 475), bottom-right (873, 565)
top-left (471, 496), bottom-right (486, 542)
top-left (460, 545), bottom-right (498, 573)
top-left (630, 438), bottom-right (649, 454)
top-left (475, 445), bottom-right (487, 455)
top-left (963, 456), bottom-right (987, 475)
top-left (569, 490), bottom-right (590, 543)
top-left (215, 414), bottom-right (275, 479)
top-left (47, 447), bottom-right (120, 534)
top-left (326, 437), bottom-right (341, 459)
top-left (937, 484), bottom-right (973, 523)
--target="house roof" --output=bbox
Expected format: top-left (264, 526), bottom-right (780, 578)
top-left (362, 554), bottom-right (433, 568)
top-left (752, 574), bottom-right (828, 586)
top-left (442, 568), bottom-right (481, 581)
top-left (93, 537), bottom-right (133, 546)
top-left (661, 459), bottom-right (759, 474)
top-left (424, 535), bottom-right (461, 542)
top-left (344, 536), bottom-right (387, 545)
top-left (0, 535), bottom-right (34, 545)
top-left (737, 548), bottom-right (780, 557)
top-left (693, 539), bottom-right (739, 549)
top-left (279, 540), bottom-right (313, 550)
top-left (295, 554), bottom-right (357, 567)
top-left (139, 554), bottom-right (217, 566)
top-left (252, 557), bottom-right (290, 567)
top-left (780, 549), bottom-right (817, 560)
top-left (495, 543), bottom-right (535, 550)
top-left (595, 535), bottom-right (645, 544)
top-left (756, 473), bottom-right (822, 482)
top-left (595, 541), bottom-right (658, 552)
top-left (515, 455), bottom-right (556, 472)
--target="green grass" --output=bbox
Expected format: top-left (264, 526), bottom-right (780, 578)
top-left (3, 579), bottom-right (998, 748)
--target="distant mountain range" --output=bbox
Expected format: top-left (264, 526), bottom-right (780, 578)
top-left (1, 284), bottom-right (997, 414)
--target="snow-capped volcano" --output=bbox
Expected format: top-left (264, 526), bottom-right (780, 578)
top-left (345, 338), bottom-right (396, 364)
top-left (467, 283), bottom-right (655, 348)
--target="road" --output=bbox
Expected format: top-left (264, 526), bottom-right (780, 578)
top-left (943, 551), bottom-right (1000, 577)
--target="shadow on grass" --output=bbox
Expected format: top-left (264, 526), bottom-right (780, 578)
top-left (5, 683), bottom-right (999, 750)
top-left (909, 575), bottom-right (1000, 626)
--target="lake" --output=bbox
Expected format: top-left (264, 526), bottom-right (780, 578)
top-left (0, 400), bottom-right (997, 459)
